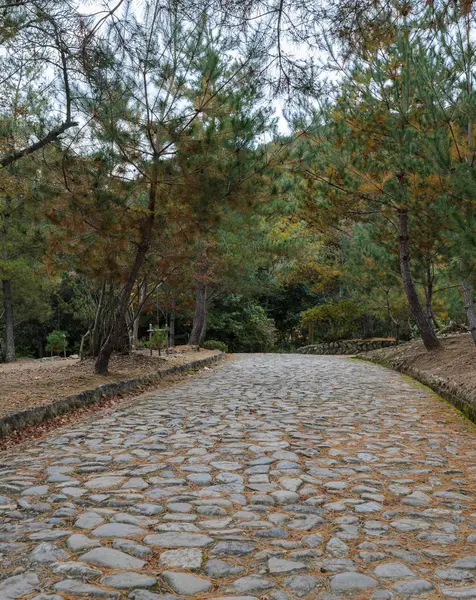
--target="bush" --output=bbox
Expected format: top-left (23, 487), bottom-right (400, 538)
top-left (300, 300), bottom-right (362, 342)
top-left (46, 330), bottom-right (67, 355)
top-left (202, 340), bottom-right (228, 353)
top-left (207, 294), bottom-right (277, 352)
top-left (144, 328), bottom-right (167, 351)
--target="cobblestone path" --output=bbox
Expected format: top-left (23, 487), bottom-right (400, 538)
top-left (1, 354), bottom-right (476, 600)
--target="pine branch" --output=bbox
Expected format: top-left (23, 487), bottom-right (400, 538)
top-left (0, 120), bottom-right (78, 168)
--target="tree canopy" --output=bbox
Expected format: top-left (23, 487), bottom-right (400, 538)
top-left (2, 0), bottom-right (476, 368)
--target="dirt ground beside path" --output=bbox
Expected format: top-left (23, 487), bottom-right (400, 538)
top-left (0, 347), bottom-right (214, 420)
top-left (363, 333), bottom-right (476, 386)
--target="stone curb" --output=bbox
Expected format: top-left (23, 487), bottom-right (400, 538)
top-left (360, 355), bottom-right (476, 424)
top-left (0, 352), bottom-right (223, 438)
top-left (298, 340), bottom-right (395, 355)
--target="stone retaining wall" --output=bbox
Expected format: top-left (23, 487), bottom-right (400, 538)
top-left (297, 339), bottom-right (395, 355)
top-left (0, 352), bottom-right (222, 438)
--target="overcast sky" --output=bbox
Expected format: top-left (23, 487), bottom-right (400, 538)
top-left (78, 0), bottom-right (294, 135)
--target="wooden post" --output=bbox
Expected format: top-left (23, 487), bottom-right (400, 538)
top-left (147, 323), bottom-right (154, 357)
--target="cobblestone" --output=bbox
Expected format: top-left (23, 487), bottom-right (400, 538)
top-left (0, 354), bottom-right (475, 598)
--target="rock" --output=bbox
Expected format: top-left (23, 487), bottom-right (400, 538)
top-left (374, 562), bottom-right (415, 578)
top-left (440, 587), bottom-right (476, 599)
top-left (401, 491), bottom-right (430, 507)
top-left (211, 541), bottom-right (256, 556)
top-left (303, 534), bottom-right (323, 547)
top-left (29, 529), bottom-right (71, 541)
top-left (360, 551), bottom-right (386, 563)
top-left (268, 557), bottom-right (306, 574)
top-left (144, 533), bottom-right (213, 548)
top-left (416, 532), bottom-right (457, 545)
top-left (331, 572), bottom-right (379, 592)
top-left (75, 512), bottom-right (105, 529)
top-left (133, 503), bottom-right (163, 515)
top-left (22, 485), bottom-right (49, 497)
top-left (436, 569), bottom-right (474, 581)
top-left (197, 505), bottom-right (227, 516)
top-left (392, 579), bottom-right (435, 596)
top-left (129, 593), bottom-right (183, 600)
top-left (226, 575), bottom-right (275, 593)
top-left (204, 559), bottom-right (245, 578)
top-left (0, 572), bottom-right (39, 598)
top-left (451, 557), bottom-right (476, 570)
top-left (279, 477), bottom-right (303, 492)
top-left (287, 515), bottom-right (324, 530)
top-left (80, 547), bottom-right (145, 570)
top-left (250, 494), bottom-right (275, 505)
top-left (51, 561), bottom-right (102, 579)
top-left (187, 473), bottom-right (212, 485)
top-left (213, 597), bottom-right (260, 600)
top-left (283, 575), bottom-right (321, 598)
top-left (197, 517), bottom-right (232, 529)
top-left (29, 542), bottom-right (70, 564)
top-left (326, 537), bottom-right (349, 557)
top-left (371, 592), bottom-right (393, 600)
top-left (162, 572), bottom-right (212, 595)
top-left (100, 573), bottom-right (156, 589)
top-left (390, 519), bottom-right (430, 533)
top-left (354, 501), bottom-right (382, 513)
top-left (85, 476), bottom-right (126, 489)
top-left (53, 579), bottom-right (120, 598)
top-left (67, 533), bottom-right (102, 552)
top-left (112, 539), bottom-right (152, 558)
top-left (91, 523), bottom-right (147, 538)
top-left (159, 548), bottom-right (203, 570)
top-left (167, 502), bottom-right (193, 513)
top-left (271, 593), bottom-right (292, 600)
top-left (271, 491), bottom-right (300, 505)
top-left (123, 477), bottom-right (149, 490)
top-left (321, 558), bottom-right (356, 573)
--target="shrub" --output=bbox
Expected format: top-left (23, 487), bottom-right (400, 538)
top-left (202, 340), bottom-right (228, 353)
top-left (144, 328), bottom-right (167, 352)
top-left (207, 294), bottom-right (277, 352)
top-left (46, 330), bottom-right (67, 355)
top-left (300, 300), bottom-right (362, 342)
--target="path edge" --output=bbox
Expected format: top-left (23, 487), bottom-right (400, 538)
top-left (0, 352), bottom-right (223, 438)
top-left (358, 355), bottom-right (476, 424)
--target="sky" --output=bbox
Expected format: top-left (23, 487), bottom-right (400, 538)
top-left (78, 0), bottom-right (297, 136)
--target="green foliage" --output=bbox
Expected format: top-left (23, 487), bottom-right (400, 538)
top-left (207, 294), bottom-right (277, 352)
top-left (3, 1), bottom-right (476, 363)
top-left (144, 328), bottom-right (167, 351)
top-left (46, 330), bottom-right (67, 354)
top-left (202, 340), bottom-right (228, 352)
top-left (300, 300), bottom-right (362, 342)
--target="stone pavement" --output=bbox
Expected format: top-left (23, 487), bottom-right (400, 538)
top-left (0, 354), bottom-right (476, 600)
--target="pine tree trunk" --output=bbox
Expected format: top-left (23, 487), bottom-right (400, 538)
top-left (95, 244), bottom-right (150, 374)
top-left (132, 309), bottom-right (140, 349)
top-left (91, 282), bottom-right (106, 357)
top-left (169, 309), bottom-right (175, 347)
top-left (131, 280), bottom-right (146, 349)
top-left (462, 279), bottom-right (476, 346)
top-left (189, 281), bottom-right (208, 346)
top-left (95, 169), bottom-right (157, 374)
top-left (398, 210), bottom-right (441, 351)
top-left (2, 279), bottom-right (15, 362)
top-left (424, 262), bottom-right (438, 329)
